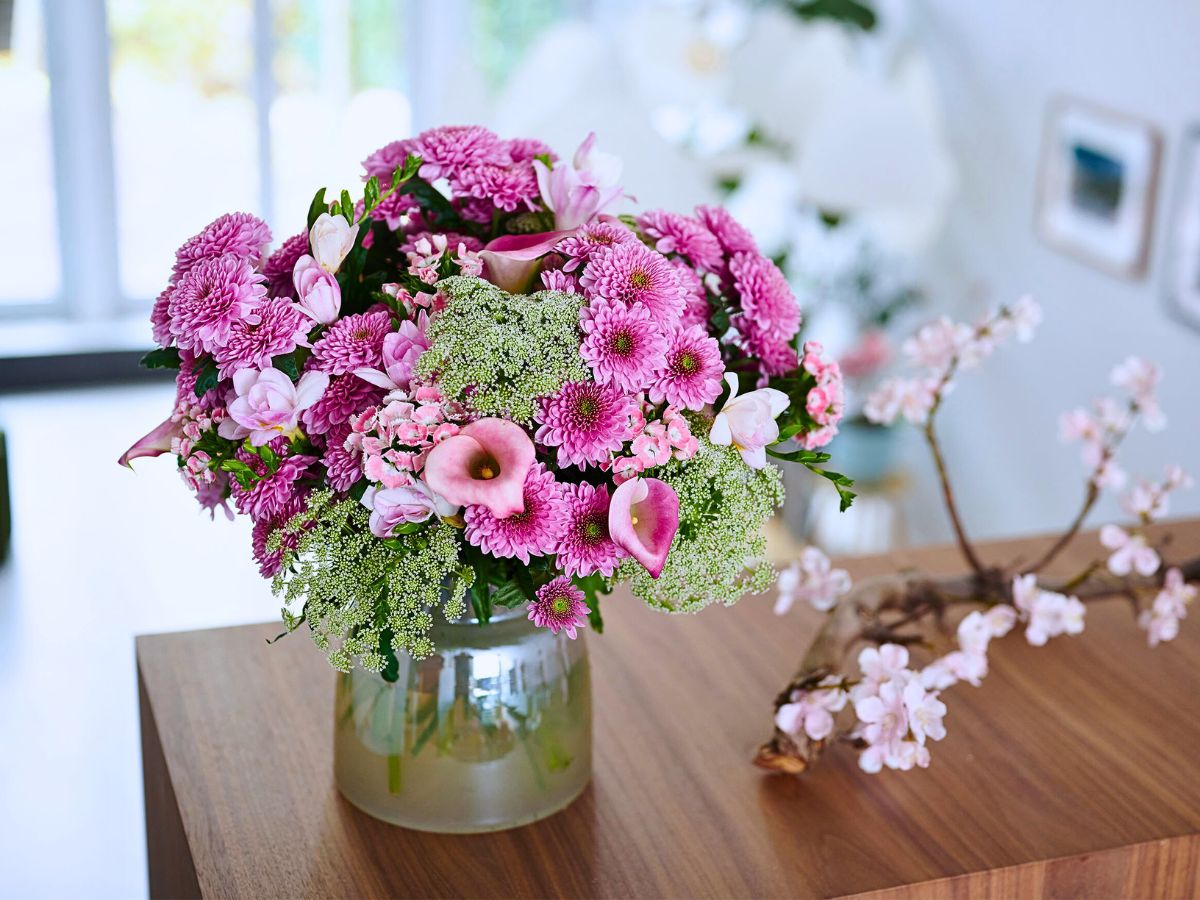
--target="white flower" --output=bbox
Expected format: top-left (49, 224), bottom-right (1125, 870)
top-left (1025, 590), bottom-right (1086, 646)
top-left (309, 212), bottom-right (359, 275)
top-left (774, 546), bottom-right (852, 614)
top-left (709, 373), bottom-right (790, 468)
top-left (903, 678), bottom-right (947, 744)
top-left (1099, 524), bottom-right (1160, 577)
top-left (901, 315), bottom-right (971, 372)
top-left (1059, 408), bottom-right (1100, 444)
top-left (1006, 294), bottom-right (1043, 342)
top-left (1138, 568), bottom-right (1196, 647)
top-left (854, 673), bottom-right (943, 774)
top-left (864, 376), bottom-right (937, 426)
top-left (1111, 356), bottom-right (1166, 432)
top-left (856, 643), bottom-right (910, 696)
top-left (774, 676), bottom-right (848, 742)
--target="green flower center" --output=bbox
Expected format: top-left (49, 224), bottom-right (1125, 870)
top-left (676, 351), bottom-right (698, 374)
top-left (612, 331), bottom-right (634, 355)
top-left (551, 597), bottom-right (570, 615)
top-left (630, 270), bottom-right (650, 289)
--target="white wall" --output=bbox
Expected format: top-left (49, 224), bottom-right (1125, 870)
top-left (899, 0), bottom-right (1200, 545)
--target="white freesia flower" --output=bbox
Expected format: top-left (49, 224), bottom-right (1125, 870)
top-left (309, 212), bottom-right (359, 275)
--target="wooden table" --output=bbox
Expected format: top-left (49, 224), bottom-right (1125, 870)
top-left (138, 521), bottom-right (1200, 898)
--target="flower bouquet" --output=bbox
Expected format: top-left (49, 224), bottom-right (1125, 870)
top-left (121, 125), bottom-right (849, 831)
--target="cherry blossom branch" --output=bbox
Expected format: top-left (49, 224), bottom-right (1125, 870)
top-left (1026, 481), bottom-right (1099, 575)
top-left (923, 414), bottom-right (986, 576)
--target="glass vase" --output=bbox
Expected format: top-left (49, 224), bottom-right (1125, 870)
top-left (333, 605), bottom-right (592, 833)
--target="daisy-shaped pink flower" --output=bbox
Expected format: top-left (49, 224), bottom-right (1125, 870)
top-left (673, 260), bottom-right (711, 330)
top-left (230, 443), bottom-right (317, 522)
top-left (168, 253), bottom-right (267, 355)
top-left (172, 212), bottom-right (272, 282)
top-left (556, 482), bottom-right (625, 577)
top-left (695, 204), bottom-right (757, 255)
top-left (579, 298), bottom-right (668, 393)
top-left (730, 251), bottom-right (800, 343)
top-left (301, 374), bottom-right (385, 435)
top-left (648, 325), bottom-right (724, 410)
top-left (556, 221), bottom-right (639, 273)
top-left (637, 209), bottom-right (724, 272)
top-left (464, 463), bottom-right (569, 564)
top-left (535, 381), bottom-right (637, 468)
top-left (213, 297), bottom-right (313, 379)
top-left (262, 232), bottom-right (309, 299)
top-left (310, 309), bottom-right (392, 375)
top-left (579, 242), bottom-right (685, 326)
top-left (527, 576), bottom-right (590, 639)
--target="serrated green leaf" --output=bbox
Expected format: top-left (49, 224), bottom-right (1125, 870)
top-left (492, 580), bottom-right (526, 609)
top-left (140, 347), bottom-right (181, 370)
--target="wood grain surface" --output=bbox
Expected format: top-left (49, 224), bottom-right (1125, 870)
top-left (137, 521), bottom-right (1200, 899)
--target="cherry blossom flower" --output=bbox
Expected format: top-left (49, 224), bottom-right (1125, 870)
top-left (863, 376), bottom-right (938, 426)
top-left (774, 546), bottom-right (851, 614)
top-left (1100, 524), bottom-right (1161, 577)
top-left (902, 315), bottom-right (971, 372)
top-left (1138, 568), bottom-right (1196, 647)
top-left (1111, 356), bottom-right (1166, 431)
top-left (855, 643), bottom-right (911, 698)
top-left (775, 676), bottom-right (848, 742)
top-left (1025, 590), bottom-right (1086, 646)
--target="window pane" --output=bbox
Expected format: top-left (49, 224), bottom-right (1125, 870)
top-left (269, 0), bottom-right (411, 234)
top-left (0, 0), bottom-right (60, 305)
top-left (108, 0), bottom-right (261, 301)
top-left (469, 0), bottom-right (571, 89)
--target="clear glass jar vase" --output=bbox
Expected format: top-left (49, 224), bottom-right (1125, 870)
top-left (333, 605), bottom-right (592, 833)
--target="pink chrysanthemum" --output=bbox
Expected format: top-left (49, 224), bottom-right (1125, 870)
top-left (464, 463), bottom-right (569, 564)
top-left (453, 196), bottom-right (495, 224)
top-left (413, 125), bottom-right (507, 181)
top-left (541, 267), bottom-right (579, 294)
top-left (556, 221), bottom-right (639, 272)
top-left (230, 443), bottom-right (317, 521)
top-left (737, 318), bottom-right (799, 377)
top-left (527, 576), bottom-right (590, 639)
top-left (322, 421), bottom-right (362, 492)
top-left (695, 204), bottom-right (757, 255)
top-left (578, 242), bottom-right (685, 326)
top-left (301, 374), bottom-right (385, 436)
top-left (452, 162), bottom-right (541, 212)
top-left (262, 232), bottom-right (309, 299)
top-left (730, 251), bottom-right (800, 343)
top-left (535, 381), bottom-right (637, 468)
top-left (310, 309), bottom-right (392, 375)
top-left (648, 324), bottom-right (725, 410)
top-left (172, 212), bottom-right (272, 282)
top-left (214, 297), bottom-right (313, 379)
top-left (579, 298), bottom-right (667, 393)
top-left (555, 482), bottom-right (624, 577)
top-left (151, 288), bottom-right (173, 347)
top-left (673, 260), bottom-right (711, 330)
top-left (174, 350), bottom-right (223, 410)
top-left (192, 470), bottom-right (233, 521)
top-left (505, 137), bottom-right (554, 164)
top-left (168, 253), bottom-right (266, 354)
top-left (370, 190), bottom-right (418, 230)
top-left (251, 493), bottom-right (308, 577)
top-left (637, 210), bottom-right (724, 272)
top-left (362, 138), bottom-right (418, 179)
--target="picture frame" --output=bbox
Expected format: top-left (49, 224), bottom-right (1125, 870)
top-left (1162, 125), bottom-right (1200, 332)
top-left (1035, 97), bottom-right (1162, 278)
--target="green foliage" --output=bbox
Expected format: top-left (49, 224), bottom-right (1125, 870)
top-left (306, 187), bottom-right (327, 231)
top-left (620, 430), bottom-right (785, 613)
top-left (573, 572), bottom-right (611, 634)
top-left (415, 276), bottom-right (588, 423)
top-left (140, 347), bottom-right (181, 370)
top-left (767, 446), bottom-right (856, 512)
top-left (192, 356), bottom-right (220, 398)
top-left (787, 0), bottom-right (876, 30)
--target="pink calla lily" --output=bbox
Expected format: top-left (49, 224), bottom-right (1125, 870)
top-left (479, 231), bottom-right (568, 293)
top-left (423, 418), bottom-right (535, 518)
top-left (609, 476), bottom-right (680, 579)
top-left (119, 417), bottom-right (181, 468)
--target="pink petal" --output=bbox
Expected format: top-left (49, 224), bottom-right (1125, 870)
top-left (422, 417), bottom-right (535, 518)
top-left (609, 477), bottom-right (679, 579)
top-left (479, 231), bottom-right (569, 293)
top-left (118, 417), bottom-right (181, 468)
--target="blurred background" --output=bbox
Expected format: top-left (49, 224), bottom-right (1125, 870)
top-left (1, 0), bottom-right (1198, 894)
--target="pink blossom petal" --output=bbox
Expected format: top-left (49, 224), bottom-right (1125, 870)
top-left (118, 417), bottom-right (181, 468)
top-left (479, 231), bottom-right (569, 293)
top-left (609, 477), bottom-right (679, 579)
top-left (423, 417), bottom-right (535, 518)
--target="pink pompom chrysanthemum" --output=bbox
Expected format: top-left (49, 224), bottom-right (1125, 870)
top-left (310, 309), bottom-right (392, 375)
top-left (251, 493), bottom-right (308, 577)
top-left (321, 421), bottom-right (362, 493)
top-left (362, 138), bottom-right (418, 180)
top-left (151, 288), bottom-right (173, 347)
top-left (262, 232), bottom-right (309, 299)
top-left (673, 260), bottom-right (711, 330)
top-left (535, 381), bottom-right (637, 468)
top-left (730, 251), bottom-right (800, 343)
top-left (738, 318), bottom-right (799, 377)
top-left (648, 324), bottom-right (725, 410)
top-left (527, 576), bottom-right (590, 639)
top-left (214, 297), bottom-right (313, 378)
top-left (556, 221), bottom-right (639, 273)
top-left (301, 374), bottom-right (385, 435)
top-left (452, 162), bottom-right (541, 212)
top-left (172, 212), bottom-right (272, 282)
top-left (413, 125), bottom-right (507, 181)
top-left (464, 462), bottom-right (569, 564)
top-left (505, 137), bottom-right (554, 164)
top-left (579, 298), bottom-right (668, 393)
top-left (555, 482), bottom-right (624, 577)
top-left (637, 209), bottom-right (724, 272)
top-left (696, 204), bottom-right (757, 256)
top-left (230, 443), bottom-right (317, 521)
top-left (578, 242), bottom-right (685, 326)
top-left (168, 253), bottom-right (267, 355)
top-left (541, 267), bottom-right (579, 294)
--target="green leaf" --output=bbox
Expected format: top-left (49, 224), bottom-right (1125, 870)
top-left (398, 152), bottom-right (422, 184)
top-left (379, 628), bottom-right (400, 683)
top-left (767, 447), bottom-right (856, 512)
top-left (572, 573), bottom-right (611, 635)
top-left (271, 352), bottom-right (300, 381)
top-left (306, 187), bottom-right (328, 230)
top-left (789, 0), bottom-right (876, 30)
top-left (339, 189), bottom-right (354, 223)
top-left (193, 356), bottom-right (219, 398)
top-left (140, 347), bottom-right (181, 370)
top-left (492, 580), bottom-right (527, 609)
top-left (363, 176), bottom-right (380, 213)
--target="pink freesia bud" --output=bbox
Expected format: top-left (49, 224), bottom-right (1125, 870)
top-left (118, 416), bottom-right (182, 468)
top-left (533, 132), bottom-right (624, 230)
top-left (423, 418), bottom-right (535, 518)
top-left (479, 231), bottom-right (569, 293)
top-left (709, 373), bottom-right (790, 469)
top-left (218, 367), bottom-right (329, 447)
top-left (309, 212), bottom-right (358, 274)
top-left (360, 480), bottom-right (457, 538)
top-left (608, 476), bottom-right (679, 579)
top-left (292, 254), bottom-right (342, 324)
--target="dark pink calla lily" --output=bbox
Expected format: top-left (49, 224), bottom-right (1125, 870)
top-left (118, 417), bottom-right (181, 468)
top-left (479, 231), bottom-right (569, 293)
top-left (423, 418), bottom-right (535, 518)
top-left (609, 477), bottom-right (679, 579)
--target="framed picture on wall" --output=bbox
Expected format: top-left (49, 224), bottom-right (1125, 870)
top-left (1035, 98), bottom-right (1162, 278)
top-left (1163, 126), bottom-right (1200, 332)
